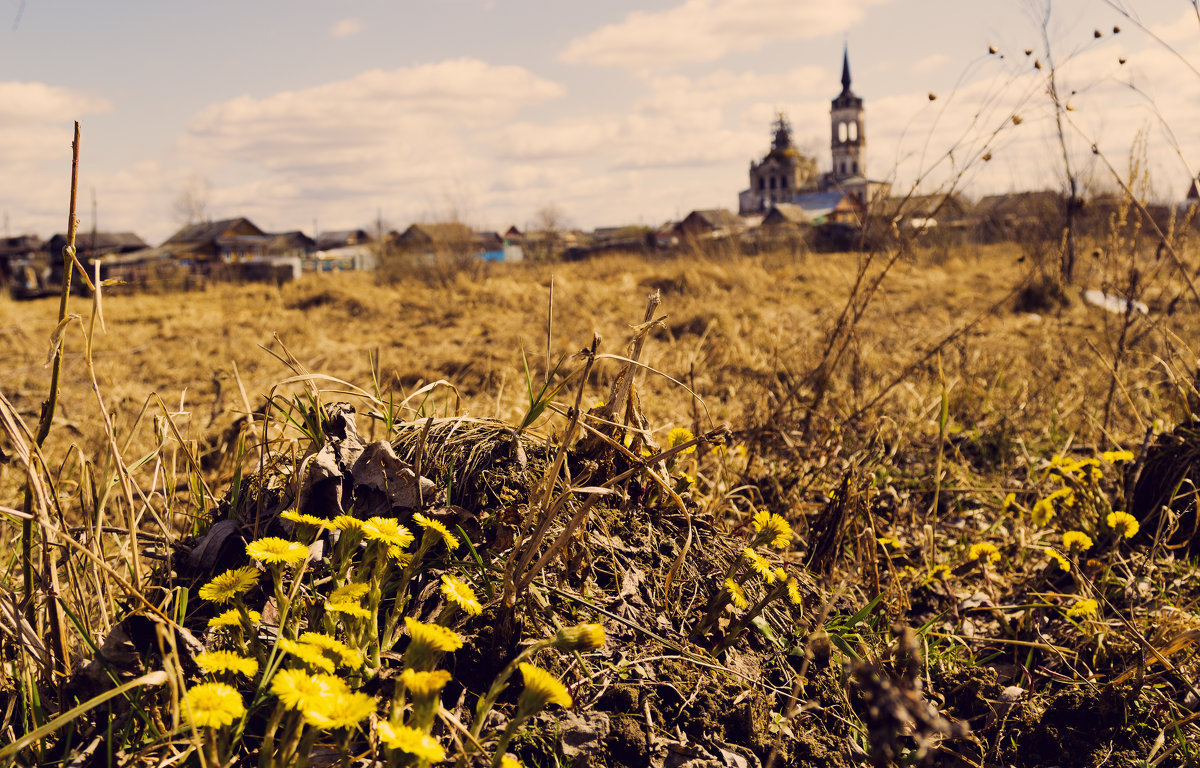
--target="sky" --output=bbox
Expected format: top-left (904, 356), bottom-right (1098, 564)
top-left (2, 0), bottom-right (1199, 244)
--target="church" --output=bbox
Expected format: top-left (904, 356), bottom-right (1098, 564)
top-left (738, 47), bottom-right (890, 217)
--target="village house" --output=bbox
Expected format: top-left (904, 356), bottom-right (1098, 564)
top-left (48, 231), bottom-right (148, 260)
top-left (881, 192), bottom-right (971, 230)
top-left (0, 235), bottom-right (44, 286)
top-left (675, 209), bottom-right (744, 240)
top-left (315, 229), bottom-right (372, 252)
top-left (159, 217), bottom-right (269, 262)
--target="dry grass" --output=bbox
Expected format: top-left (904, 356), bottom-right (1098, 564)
top-left (3, 236), bottom-right (1200, 767)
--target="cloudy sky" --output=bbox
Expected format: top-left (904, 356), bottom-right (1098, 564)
top-left (2, 0), bottom-right (1197, 243)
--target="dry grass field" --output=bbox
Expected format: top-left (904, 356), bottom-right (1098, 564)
top-left (3, 235), bottom-right (1200, 767)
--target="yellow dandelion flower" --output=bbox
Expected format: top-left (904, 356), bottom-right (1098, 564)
top-left (280, 509), bottom-right (331, 529)
top-left (326, 600), bottom-right (371, 620)
top-left (501, 757), bottom-right (525, 768)
top-left (678, 471), bottom-right (695, 486)
top-left (517, 662), bottom-right (572, 716)
top-left (1062, 531), bottom-right (1093, 552)
top-left (195, 650), bottom-right (259, 678)
top-left (1046, 550), bottom-right (1071, 572)
top-left (1002, 492), bottom-right (1016, 512)
top-left (1031, 498), bottom-right (1055, 527)
top-left (245, 537), bottom-right (309, 566)
top-left (302, 690), bottom-right (377, 730)
top-left (405, 617), bottom-right (464, 653)
top-left (876, 537), bottom-right (901, 550)
top-left (198, 566), bottom-right (259, 604)
top-left (1107, 511), bottom-right (1139, 538)
top-left (270, 669), bottom-right (349, 711)
top-left (968, 542), bottom-right (1001, 564)
top-left (278, 638), bottom-right (335, 674)
top-left (184, 682), bottom-right (245, 729)
top-left (742, 548), bottom-right (775, 582)
top-left (786, 576), bottom-right (803, 606)
top-left (330, 514), bottom-right (365, 532)
top-left (668, 427), bottom-right (696, 454)
top-left (440, 574), bottom-right (483, 616)
top-left (209, 608), bottom-right (261, 630)
top-left (299, 632), bottom-right (363, 669)
top-left (1101, 449), bottom-right (1135, 463)
top-left (1065, 598), bottom-right (1099, 619)
top-left (377, 721), bottom-right (446, 762)
top-left (401, 668), bottom-right (452, 698)
top-left (723, 578), bottom-right (749, 610)
top-left (553, 623), bottom-right (606, 652)
top-left (413, 513), bottom-right (460, 550)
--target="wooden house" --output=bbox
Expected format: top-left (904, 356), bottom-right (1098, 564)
top-left (315, 229), bottom-right (372, 252)
top-left (161, 218), bottom-right (267, 262)
top-left (675, 209), bottom-right (744, 239)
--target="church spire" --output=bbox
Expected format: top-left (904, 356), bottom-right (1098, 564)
top-left (841, 43), bottom-right (852, 94)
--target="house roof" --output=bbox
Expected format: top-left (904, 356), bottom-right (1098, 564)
top-left (975, 191), bottom-right (1062, 215)
top-left (763, 203), bottom-right (811, 224)
top-left (266, 231), bottom-right (315, 251)
top-left (315, 229), bottom-right (371, 250)
top-left (682, 209), bottom-right (742, 229)
top-left (49, 232), bottom-right (147, 252)
top-left (163, 217), bottom-right (264, 247)
top-left (0, 235), bottom-right (44, 257)
top-left (792, 191), bottom-right (851, 217)
top-left (397, 222), bottom-right (478, 243)
top-left (881, 193), bottom-right (968, 220)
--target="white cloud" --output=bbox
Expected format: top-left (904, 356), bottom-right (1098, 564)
top-left (0, 82), bottom-right (112, 233)
top-left (560, 0), bottom-right (889, 69)
top-left (330, 18), bottom-right (363, 39)
top-left (911, 54), bottom-right (950, 75)
top-left (172, 59), bottom-right (564, 231)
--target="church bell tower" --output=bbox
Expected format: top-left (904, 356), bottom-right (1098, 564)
top-left (830, 45), bottom-right (865, 181)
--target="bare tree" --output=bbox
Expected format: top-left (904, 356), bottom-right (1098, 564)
top-left (172, 174), bottom-right (211, 226)
top-left (532, 203), bottom-right (570, 260)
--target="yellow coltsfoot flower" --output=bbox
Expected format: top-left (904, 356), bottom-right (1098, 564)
top-left (751, 510), bottom-right (792, 549)
top-left (517, 662), bottom-right (572, 718)
top-left (723, 578), bottom-right (749, 610)
top-left (245, 537), bottom-right (309, 566)
top-left (208, 608), bottom-right (261, 630)
top-left (1062, 530), bottom-right (1093, 552)
top-left (184, 682), bottom-right (246, 729)
top-left (195, 650), bottom-right (259, 678)
top-left (668, 426), bottom-right (696, 454)
top-left (1046, 550), bottom-right (1071, 572)
top-left (1066, 598), bottom-right (1099, 619)
top-left (968, 542), bottom-right (1001, 564)
top-left (299, 631), bottom-right (363, 669)
top-left (378, 721), bottom-right (446, 761)
top-left (198, 566), bottom-right (259, 604)
top-left (440, 574), bottom-right (483, 616)
top-left (1106, 511), bottom-right (1139, 539)
top-left (270, 669), bottom-right (349, 711)
top-left (553, 623), bottom-right (607, 652)
top-left (401, 668), bottom-right (452, 698)
top-left (363, 517), bottom-right (415, 559)
top-left (413, 512), bottom-right (460, 550)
